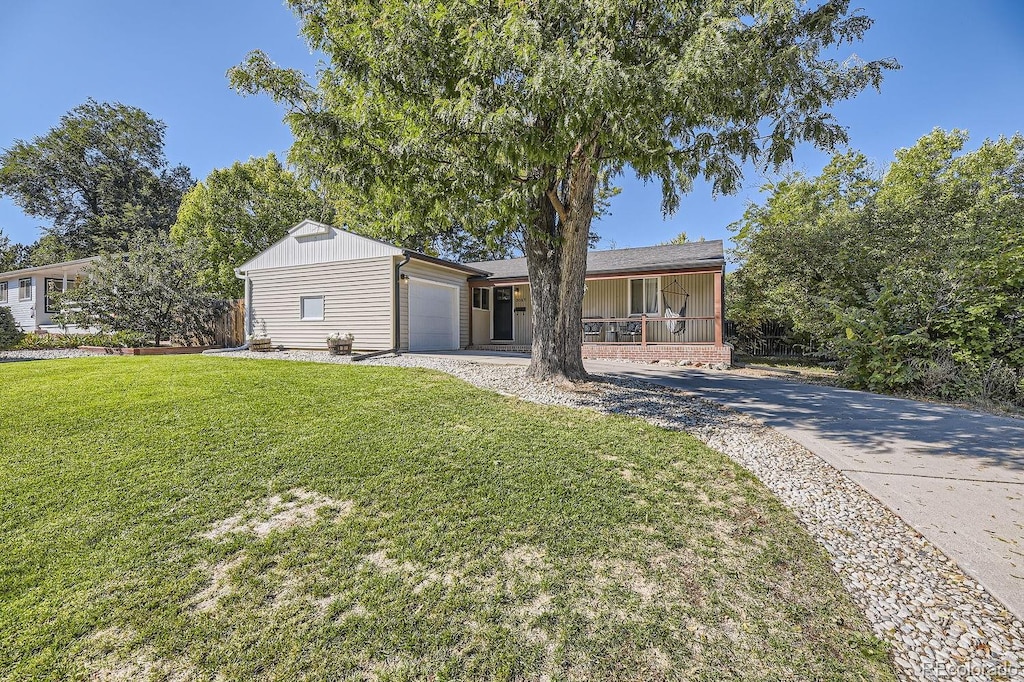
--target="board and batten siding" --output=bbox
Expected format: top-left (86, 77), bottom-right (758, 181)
top-left (471, 271), bottom-right (717, 346)
top-left (398, 260), bottom-right (470, 350)
top-left (248, 257), bottom-right (394, 350)
top-left (238, 221), bottom-right (403, 272)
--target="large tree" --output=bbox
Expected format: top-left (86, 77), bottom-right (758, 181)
top-left (0, 230), bottom-right (30, 273)
top-left (171, 153), bottom-right (335, 299)
top-left (231, 0), bottom-right (896, 382)
top-left (0, 99), bottom-right (194, 261)
top-left (55, 233), bottom-right (224, 346)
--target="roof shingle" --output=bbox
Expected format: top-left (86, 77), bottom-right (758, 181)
top-left (465, 240), bottom-right (724, 281)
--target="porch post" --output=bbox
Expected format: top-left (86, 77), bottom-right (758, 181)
top-left (641, 314), bottom-right (647, 348)
top-left (713, 269), bottom-right (723, 347)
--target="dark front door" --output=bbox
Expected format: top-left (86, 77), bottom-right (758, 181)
top-left (493, 286), bottom-right (514, 340)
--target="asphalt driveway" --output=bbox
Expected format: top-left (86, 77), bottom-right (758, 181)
top-left (586, 360), bottom-right (1024, 619)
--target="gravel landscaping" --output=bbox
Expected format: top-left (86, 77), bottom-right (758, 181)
top-left (0, 349), bottom-right (98, 362)
top-left (198, 350), bottom-right (1024, 679)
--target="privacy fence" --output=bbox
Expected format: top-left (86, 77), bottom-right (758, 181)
top-left (213, 300), bottom-right (245, 348)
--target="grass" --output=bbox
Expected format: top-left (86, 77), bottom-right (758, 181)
top-left (0, 356), bottom-right (895, 681)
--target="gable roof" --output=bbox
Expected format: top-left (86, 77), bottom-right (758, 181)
top-left (465, 240), bottom-right (725, 281)
top-left (235, 220), bottom-right (486, 276)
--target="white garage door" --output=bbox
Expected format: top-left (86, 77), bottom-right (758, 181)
top-left (409, 280), bottom-right (459, 351)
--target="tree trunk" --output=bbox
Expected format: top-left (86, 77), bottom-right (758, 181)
top-left (525, 154), bottom-right (600, 384)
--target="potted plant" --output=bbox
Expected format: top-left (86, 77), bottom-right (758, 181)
top-left (327, 332), bottom-right (354, 355)
top-left (250, 319), bottom-right (273, 352)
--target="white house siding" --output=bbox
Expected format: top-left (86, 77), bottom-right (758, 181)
top-left (398, 260), bottom-right (470, 351)
top-left (248, 257), bottom-right (395, 350)
top-left (1, 276), bottom-right (37, 331)
top-left (237, 221), bottom-right (402, 272)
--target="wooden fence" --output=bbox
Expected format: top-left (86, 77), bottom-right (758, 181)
top-left (213, 299), bottom-right (245, 348)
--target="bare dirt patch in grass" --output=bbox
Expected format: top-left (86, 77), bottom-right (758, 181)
top-left (78, 626), bottom-right (207, 682)
top-left (201, 488), bottom-right (352, 540)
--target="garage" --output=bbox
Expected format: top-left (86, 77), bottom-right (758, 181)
top-left (408, 279), bottom-right (459, 351)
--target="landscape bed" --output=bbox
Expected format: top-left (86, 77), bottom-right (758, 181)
top-left (0, 355), bottom-right (894, 681)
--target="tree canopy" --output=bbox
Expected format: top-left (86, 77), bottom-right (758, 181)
top-left (231, 0), bottom-right (896, 381)
top-left (170, 153), bottom-right (335, 299)
top-left (0, 99), bottom-right (193, 261)
top-left (55, 233), bottom-right (224, 346)
top-left (730, 129), bottom-right (1024, 403)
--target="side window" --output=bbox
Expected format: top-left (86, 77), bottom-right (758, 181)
top-left (18, 278), bottom-right (32, 302)
top-left (300, 296), bottom-right (324, 320)
top-left (0, 282), bottom-right (7, 303)
top-left (472, 288), bottom-right (490, 310)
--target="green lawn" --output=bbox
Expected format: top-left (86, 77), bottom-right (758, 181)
top-left (0, 356), bottom-right (894, 681)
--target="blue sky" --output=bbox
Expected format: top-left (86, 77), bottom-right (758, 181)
top-left (2, 1), bottom-right (1023, 260)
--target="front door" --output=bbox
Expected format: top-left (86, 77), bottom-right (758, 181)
top-left (492, 286), bottom-right (513, 340)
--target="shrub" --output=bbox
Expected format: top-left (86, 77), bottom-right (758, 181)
top-left (12, 331), bottom-right (153, 350)
top-left (0, 307), bottom-right (24, 349)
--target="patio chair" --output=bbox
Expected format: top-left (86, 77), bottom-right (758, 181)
top-left (618, 320), bottom-right (642, 343)
top-left (583, 320), bottom-right (603, 342)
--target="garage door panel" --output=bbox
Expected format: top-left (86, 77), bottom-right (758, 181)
top-left (409, 281), bottom-right (458, 351)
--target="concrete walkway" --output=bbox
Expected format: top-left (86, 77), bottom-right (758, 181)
top-left (411, 351), bottom-right (1024, 617)
top-left (585, 360), bottom-right (1024, 619)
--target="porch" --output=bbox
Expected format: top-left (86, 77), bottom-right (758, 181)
top-left (467, 267), bottom-right (731, 365)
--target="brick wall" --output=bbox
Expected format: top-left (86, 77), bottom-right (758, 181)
top-left (581, 343), bottom-right (733, 365)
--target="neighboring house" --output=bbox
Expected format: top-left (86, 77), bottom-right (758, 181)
top-left (236, 220), bottom-right (731, 364)
top-left (0, 257), bottom-right (99, 334)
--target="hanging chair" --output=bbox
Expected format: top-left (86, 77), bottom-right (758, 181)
top-left (661, 279), bottom-right (689, 335)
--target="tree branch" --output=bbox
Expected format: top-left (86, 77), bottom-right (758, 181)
top-left (547, 188), bottom-right (569, 224)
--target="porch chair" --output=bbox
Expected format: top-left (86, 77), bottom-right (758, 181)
top-left (583, 319), bottom-right (603, 342)
top-left (617, 320), bottom-right (642, 343)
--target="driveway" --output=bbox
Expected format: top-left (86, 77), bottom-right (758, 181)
top-left (585, 360), bottom-right (1024, 619)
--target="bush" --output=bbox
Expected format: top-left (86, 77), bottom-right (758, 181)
top-left (0, 307), bottom-right (24, 349)
top-left (12, 331), bottom-right (153, 350)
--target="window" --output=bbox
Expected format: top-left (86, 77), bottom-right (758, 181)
top-left (300, 296), bottom-right (324, 320)
top-left (0, 282), bottom-right (7, 303)
top-left (628, 277), bottom-right (659, 315)
top-left (45, 278), bottom-right (72, 314)
top-left (18, 278), bottom-right (32, 302)
top-left (472, 287), bottom-right (490, 310)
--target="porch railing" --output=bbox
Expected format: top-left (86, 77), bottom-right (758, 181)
top-left (581, 315), bottom-right (722, 347)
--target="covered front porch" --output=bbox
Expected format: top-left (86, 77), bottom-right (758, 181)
top-left (467, 267), bottom-right (731, 365)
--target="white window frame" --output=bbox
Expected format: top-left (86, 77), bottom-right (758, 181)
top-left (0, 281), bottom-right (7, 303)
top-left (299, 295), bottom-right (325, 321)
top-left (627, 277), bottom-right (660, 316)
top-left (472, 287), bottom-right (490, 311)
top-left (18, 277), bottom-right (32, 302)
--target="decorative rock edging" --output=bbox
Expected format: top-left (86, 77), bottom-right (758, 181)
top-left (213, 350), bottom-right (1024, 681)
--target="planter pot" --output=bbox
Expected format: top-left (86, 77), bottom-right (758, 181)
top-left (250, 338), bottom-right (274, 352)
top-left (328, 340), bottom-right (352, 356)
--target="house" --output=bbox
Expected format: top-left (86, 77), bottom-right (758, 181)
top-left (236, 220), bottom-right (731, 364)
top-left (0, 257), bottom-right (99, 334)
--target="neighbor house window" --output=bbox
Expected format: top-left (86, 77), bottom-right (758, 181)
top-left (18, 278), bottom-right (32, 302)
top-left (628, 277), bottom-right (659, 315)
top-left (472, 288), bottom-right (490, 310)
top-left (0, 282), bottom-right (7, 303)
top-left (45, 278), bottom-right (72, 314)
top-left (300, 296), bottom-right (324, 320)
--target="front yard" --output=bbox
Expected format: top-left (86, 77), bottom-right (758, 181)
top-left (0, 356), bottom-right (893, 680)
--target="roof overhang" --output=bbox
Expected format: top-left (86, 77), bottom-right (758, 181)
top-left (0, 256), bottom-right (100, 280)
top-left (468, 262), bottom-right (725, 285)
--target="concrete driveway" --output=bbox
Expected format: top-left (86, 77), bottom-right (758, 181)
top-left (586, 360), bottom-right (1024, 619)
